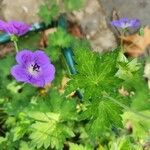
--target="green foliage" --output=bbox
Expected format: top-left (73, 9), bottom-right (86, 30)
top-left (78, 96), bottom-right (123, 139)
top-left (30, 120), bottom-right (74, 149)
top-left (38, 1), bottom-right (59, 25)
top-left (0, 54), bottom-right (15, 99)
top-left (0, 88), bottom-right (77, 149)
top-left (19, 141), bottom-right (34, 150)
top-left (0, 1), bottom-right (150, 149)
top-left (66, 49), bottom-right (121, 99)
top-left (64, 0), bottom-right (86, 11)
top-left (69, 143), bottom-right (92, 150)
top-left (138, 26), bottom-right (145, 36)
top-left (45, 27), bottom-right (73, 62)
top-left (65, 49), bottom-right (123, 139)
top-left (46, 46), bottom-right (61, 62)
top-left (123, 70), bottom-right (150, 111)
top-left (109, 136), bottom-right (143, 150)
top-left (1, 39), bottom-right (150, 149)
top-left (48, 27), bottom-right (73, 48)
top-left (18, 32), bottom-right (41, 50)
top-left (123, 111), bottom-right (150, 140)
top-left (0, 54), bottom-right (15, 80)
top-left (116, 52), bottom-right (140, 80)
top-left (26, 90), bottom-right (77, 149)
top-left (38, 0), bottom-right (86, 25)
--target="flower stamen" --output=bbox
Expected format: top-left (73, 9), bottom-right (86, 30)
top-left (32, 63), bottom-right (40, 72)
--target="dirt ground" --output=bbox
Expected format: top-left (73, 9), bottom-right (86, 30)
top-left (0, 0), bottom-right (43, 23)
top-left (1, 0), bottom-right (149, 52)
top-left (100, 0), bottom-right (150, 25)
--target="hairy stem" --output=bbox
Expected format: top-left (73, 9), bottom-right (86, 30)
top-left (13, 40), bottom-right (19, 53)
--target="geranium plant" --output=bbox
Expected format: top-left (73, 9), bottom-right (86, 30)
top-left (0, 0), bottom-right (149, 150)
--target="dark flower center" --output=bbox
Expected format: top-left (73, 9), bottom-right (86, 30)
top-left (28, 63), bottom-right (41, 76)
top-left (32, 63), bottom-right (40, 72)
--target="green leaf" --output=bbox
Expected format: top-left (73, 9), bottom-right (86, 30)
top-left (118, 138), bottom-right (134, 150)
top-left (28, 111), bottom-right (60, 122)
top-left (0, 54), bottom-right (15, 98)
top-left (20, 141), bottom-right (34, 150)
top-left (125, 72), bottom-right (150, 111)
top-left (0, 132), bottom-right (20, 150)
top-left (66, 49), bottom-right (121, 99)
top-left (28, 90), bottom-right (77, 149)
top-left (69, 143), bottom-right (92, 150)
top-left (7, 81), bottom-right (22, 94)
top-left (81, 98), bottom-right (123, 137)
top-left (123, 111), bottom-right (150, 140)
top-left (45, 90), bottom-right (77, 121)
top-left (45, 45), bottom-right (61, 62)
top-left (48, 27), bottom-right (73, 48)
top-left (0, 136), bottom-right (7, 144)
top-left (138, 27), bottom-right (144, 37)
top-left (109, 136), bottom-right (142, 150)
top-left (38, 2), bottom-right (59, 25)
top-left (12, 120), bottom-right (30, 141)
top-left (5, 84), bottom-right (37, 116)
top-left (116, 58), bottom-right (140, 80)
top-left (30, 120), bottom-right (74, 149)
top-left (0, 54), bottom-right (15, 80)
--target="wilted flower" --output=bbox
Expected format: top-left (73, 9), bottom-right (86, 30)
top-left (11, 50), bottom-right (55, 87)
top-left (111, 18), bottom-right (140, 29)
top-left (0, 20), bottom-right (30, 36)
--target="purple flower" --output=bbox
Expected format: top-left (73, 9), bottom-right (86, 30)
top-left (0, 20), bottom-right (30, 36)
top-left (111, 18), bottom-right (140, 29)
top-left (11, 50), bottom-right (55, 87)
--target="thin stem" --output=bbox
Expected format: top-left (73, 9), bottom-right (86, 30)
top-left (11, 35), bottom-right (19, 53)
top-left (13, 40), bottom-right (19, 53)
top-left (105, 95), bottom-right (150, 120)
top-left (120, 30), bottom-right (125, 52)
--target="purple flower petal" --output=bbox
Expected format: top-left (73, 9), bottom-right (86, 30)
top-left (11, 50), bottom-right (55, 87)
top-left (33, 50), bottom-right (51, 66)
top-left (28, 76), bottom-right (45, 87)
top-left (41, 64), bottom-right (55, 83)
top-left (130, 19), bottom-right (141, 28)
top-left (16, 50), bottom-right (34, 65)
top-left (11, 65), bottom-right (29, 82)
top-left (111, 20), bottom-right (122, 28)
top-left (111, 18), bottom-right (141, 29)
top-left (0, 20), bottom-right (30, 36)
top-left (9, 21), bottom-right (30, 36)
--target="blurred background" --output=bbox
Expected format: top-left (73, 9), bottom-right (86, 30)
top-left (0, 0), bottom-right (149, 52)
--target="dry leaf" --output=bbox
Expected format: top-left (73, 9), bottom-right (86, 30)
top-left (0, 43), bottom-right (14, 58)
top-left (121, 26), bottom-right (150, 57)
top-left (118, 86), bottom-right (129, 96)
top-left (39, 83), bottom-right (51, 96)
top-left (68, 22), bottom-right (84, 38)
top-left (59, 76), bottom-right (70, 94)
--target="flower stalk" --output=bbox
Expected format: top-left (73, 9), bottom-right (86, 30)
top-left (11, 35), bottom-right (19, 53)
